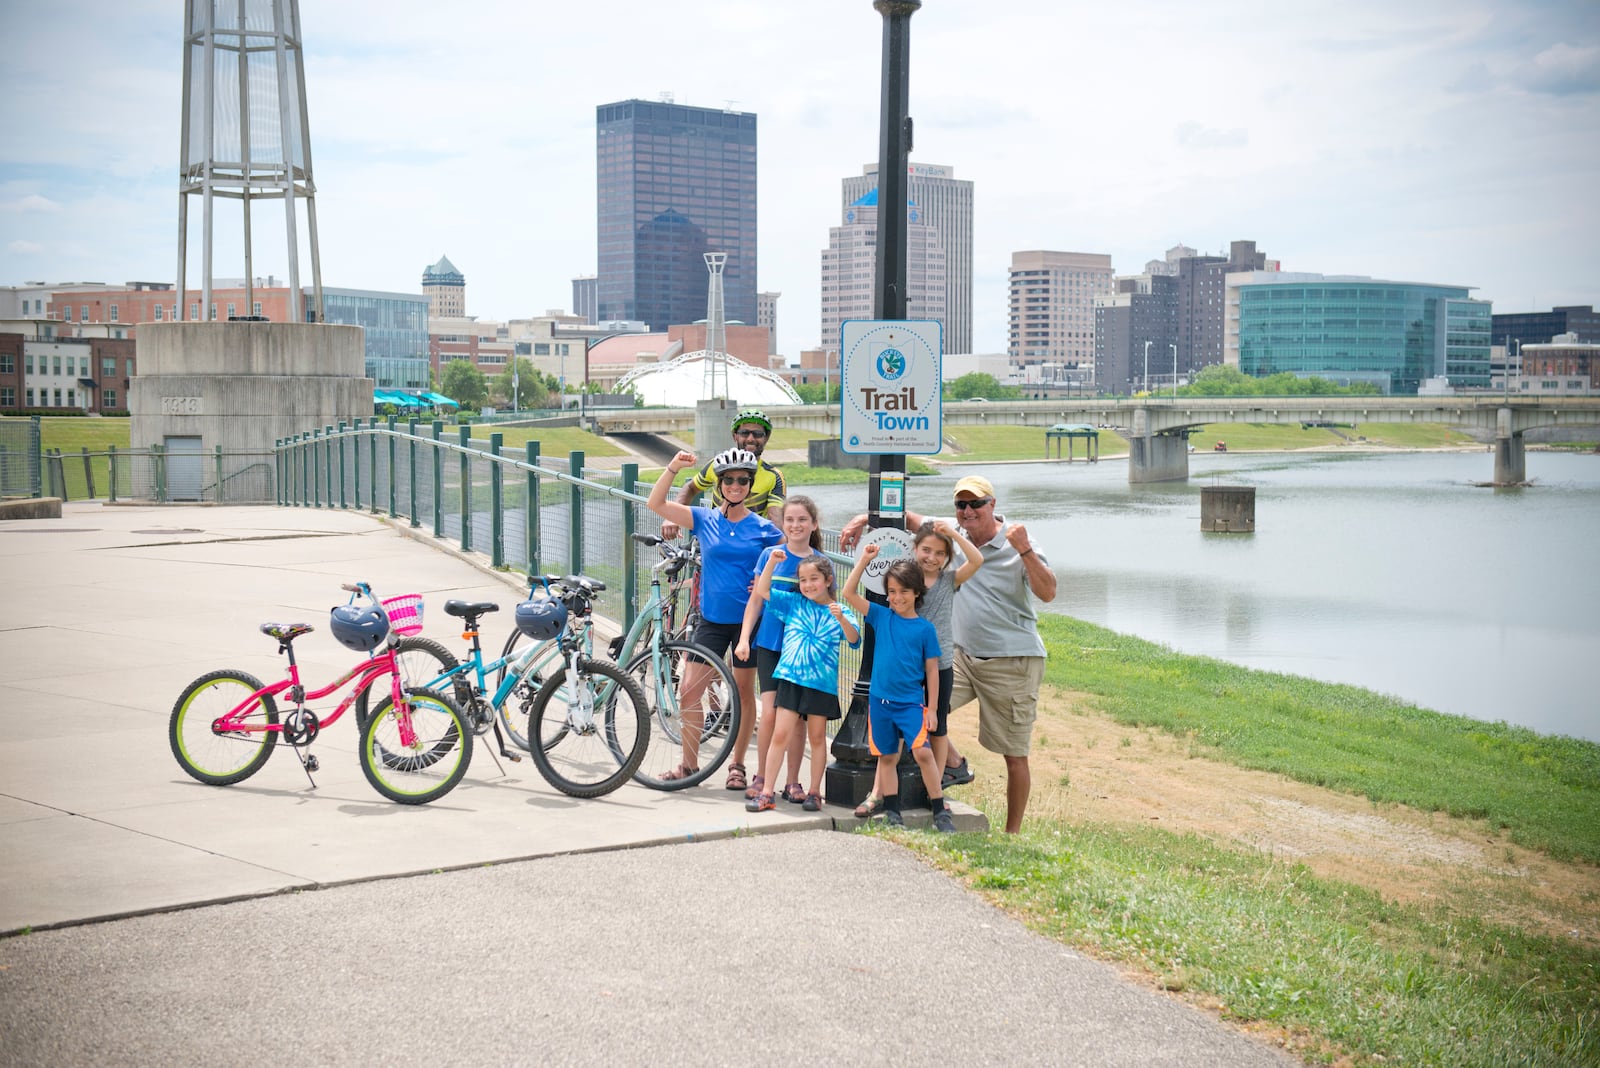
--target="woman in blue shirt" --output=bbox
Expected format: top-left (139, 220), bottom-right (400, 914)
top-left (647, 448), bottom-right (782, 786)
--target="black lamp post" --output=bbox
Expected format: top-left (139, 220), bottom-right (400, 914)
top-left (827, 0), bottom-right (924, 808)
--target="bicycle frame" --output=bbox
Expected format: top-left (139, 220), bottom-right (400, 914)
top-left (213, 654), bottom-right (403, 739)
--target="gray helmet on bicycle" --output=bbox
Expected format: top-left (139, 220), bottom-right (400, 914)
top-left (330, 604), bottom-right (390, 652)
top-left (711, 447), bottom-right (759, 476)
top-left (514, 595), bottom-right (568, 640)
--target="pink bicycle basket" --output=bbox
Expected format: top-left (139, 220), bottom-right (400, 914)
top-left (381, 593), bottom-right (425, 637)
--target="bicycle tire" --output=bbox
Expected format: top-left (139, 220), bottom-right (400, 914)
top-left (355, 636), bottom-right (459, 729)
top-left (169, 669), bottom-right (279, 785)
top-left (358, 687), bottom-right (472, 805)
top-left (497, 626), bottom-right (556, 752)
top-left (528, 659), bottom-right (650, 799)
top-left (623, 640), bottom-right (741, 791)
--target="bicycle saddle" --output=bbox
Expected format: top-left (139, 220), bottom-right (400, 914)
top-left (444, 600), bottom-right (500, 619)
top-left (260, 623), bottom-right (314, 642)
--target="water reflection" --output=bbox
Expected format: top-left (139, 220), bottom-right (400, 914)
top-left (803, 451), bottom-right (1600, 742)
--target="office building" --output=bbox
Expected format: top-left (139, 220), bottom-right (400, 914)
top-left (1094, 274), bottom-right (1178, 394)
top-left (843, 162), bottom-right (973, 352)
top-left (595, 98), bottom-right (758, 332)
top-left (1226, 272), bottom-right (1492, 395)
top-left (422, 256), bottom-right (465, 318)
top-left (1517, 333), bottom-right (1598, 394)
top-left (571, 276), bottom-right (598, 324)
top-left (819, 189), bottom-right (946, 351)
top-left (1007, 250), bottom-right (1114, 375)
top-left (311, 287), bottom-right (431, 389)
top-left (757, 291), bottom-right (780, 355)
top-left (1491, 305), bottom-right (1599, 346)
top-left (1176, 240), bottom-right (1270, 376)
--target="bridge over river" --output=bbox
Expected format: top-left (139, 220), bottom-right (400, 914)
top-left (593, 395), bottom-right (1600, 484)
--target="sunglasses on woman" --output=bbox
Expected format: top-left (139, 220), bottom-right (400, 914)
top-left (720, 475), bottom-right (753, 487)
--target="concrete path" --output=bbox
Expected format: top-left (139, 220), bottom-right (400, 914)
top-left (0, 501), bottom-right (1295, 1066)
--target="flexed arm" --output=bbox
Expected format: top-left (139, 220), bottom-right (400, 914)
top-left (842, 543), bottom-right (878, 617)
top-left (648, 451), bottom-right (698, 532)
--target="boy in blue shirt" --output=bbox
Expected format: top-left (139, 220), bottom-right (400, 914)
top-left (843, 544), bottom-right (955, 832)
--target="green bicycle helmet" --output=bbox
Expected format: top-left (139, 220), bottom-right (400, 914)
top-left (731, 408), bottom-right (772, 435)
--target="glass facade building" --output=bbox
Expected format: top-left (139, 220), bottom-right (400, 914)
top-left (596, 99), bottom-right (758, 333)
top-left (1231, 274), bottom-right (1492, 394)
top-left (308, 287), bottom-right (431, 389)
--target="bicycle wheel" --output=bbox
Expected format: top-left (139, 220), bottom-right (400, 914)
top-left (169, 669), bottom-right (278, 785)
top-left (528, 659), bottom-right (650, 798)
top-left (623, 640), bottom-right (740, 791)
top-left (358, 688), bottom-right (472, 805)
top-left (496, 627), bottom-right (556, 752)
top-left (355, 636), bottom-right (459, 729)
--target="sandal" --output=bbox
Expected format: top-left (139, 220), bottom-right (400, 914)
top-left (724, 763), bottom-right (748, 792)
top-left (853, 792), bottom-right (884, 819)
top-left (744, 773), bottom-right (766, 801)
top-left (660, 763), bottom-right (700, 782)
top-left (802, 792), bottom-right (822, 812)
top-left (781, 782), bottom-right (806, 805)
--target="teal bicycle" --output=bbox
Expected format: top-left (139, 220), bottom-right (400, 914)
top-left (604, 534), bottom-right (741, 790)
top-left (401, 576), bottom-right (650, 799)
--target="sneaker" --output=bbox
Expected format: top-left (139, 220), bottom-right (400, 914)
top-left (801, 792), bottom-right (822, 812)
top-left (932, 809), bottom-right (956, 834)
top-left (883, 808), bottom-right (904, 827)
top-left (941, 758), bottom-right (974, 789)
top-left (744, 792), bottom-right (775, 813)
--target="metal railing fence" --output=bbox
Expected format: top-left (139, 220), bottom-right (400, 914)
top-left (275, 418), bottom-right (864, 701)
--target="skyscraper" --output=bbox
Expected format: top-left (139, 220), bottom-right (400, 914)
top-left (1007, 250), bottom-right (1114, 372)
top-left (819, 189), bottom-right (946, 351)
top-left (422, 255), bottom-right (465, 318)
top-left (596, 98), bottom-right (758, 332)
top-left (843, 162), bottom-right (972, 352)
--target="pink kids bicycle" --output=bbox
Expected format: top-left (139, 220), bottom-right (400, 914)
top-left (167, 582), bottom-right (472, 805)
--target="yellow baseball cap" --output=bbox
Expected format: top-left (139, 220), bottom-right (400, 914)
top-left (952, 475), bottom-right (994, 499)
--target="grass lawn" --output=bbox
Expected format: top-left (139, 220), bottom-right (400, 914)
top-left (463, 425), bottom-right (628, 458)
top-left (881, 612), bottom-right (1600, 1066)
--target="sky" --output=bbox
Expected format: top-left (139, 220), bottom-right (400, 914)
top-left (2, 0), bottom-right (1597, 359)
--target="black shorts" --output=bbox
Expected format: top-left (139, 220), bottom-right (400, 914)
top-left (775, 679), bottom-right (842, 721)
top-left (755, 646), bottom-right (781, 693)
top-left (928, 666), bottom-right (954, 737)
top-left (694, 619), bottom-right (756, 670)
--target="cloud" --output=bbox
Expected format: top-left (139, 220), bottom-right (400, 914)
top-left (8, 240), bottom-right (44, 254)
top-left (2, 194), bottom-right (61, 213)
top-left (1512, 42), bottom-right (1600, 96)
top-left (1174, 121), bottom-right (1249, 149)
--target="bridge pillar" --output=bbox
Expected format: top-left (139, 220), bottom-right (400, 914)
top-left (1128, 408), bottom-right (1189, 483)
top-left (1493, 407), bottom-right (1526, 485)
top-left (694, 398), bottom-right (739, 459)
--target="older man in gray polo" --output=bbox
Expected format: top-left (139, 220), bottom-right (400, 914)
top-left (840, 474), bottom-right (1056, 832)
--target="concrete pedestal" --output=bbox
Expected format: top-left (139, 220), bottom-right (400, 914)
top-left (693, 398), bottom-right (738, 458)
top-left (1201, 485), bottom-right (1256, 532)
top-left (130, 322), bottom-right (370, 499)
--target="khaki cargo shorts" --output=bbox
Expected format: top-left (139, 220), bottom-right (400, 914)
top-left (950, 647), bottom-right (1044, 757)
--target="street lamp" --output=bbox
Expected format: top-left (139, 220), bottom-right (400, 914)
top-left (1170, 342), bottom-right (1178, 398)
top-left (1142, 340), bottom-right (1151, 395)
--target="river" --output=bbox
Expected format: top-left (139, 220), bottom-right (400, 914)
top-left (798, 449), bottom-right (1600, 743)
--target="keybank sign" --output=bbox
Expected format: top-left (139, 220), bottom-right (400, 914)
top-left (839, 319), bottom-right (943, 454)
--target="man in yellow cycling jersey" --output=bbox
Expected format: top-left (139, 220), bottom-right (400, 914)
top-left (662, 409), bottom-right (785, 537)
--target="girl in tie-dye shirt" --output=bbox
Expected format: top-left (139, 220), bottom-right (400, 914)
top-left (737, 550), bottom-right (860, 812)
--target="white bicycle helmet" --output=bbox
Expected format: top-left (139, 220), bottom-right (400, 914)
top-left (711, 447), bottom-right (759, 476)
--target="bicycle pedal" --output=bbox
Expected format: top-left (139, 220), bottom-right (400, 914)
top-left (500, 750), bottom-right (522, 762)
top-left (304, 754), bottom-right (320, 773)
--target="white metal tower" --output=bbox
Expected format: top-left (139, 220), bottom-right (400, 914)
top-left (178, 0), bottom-right (322, 324)
top-left (702, 252), bottom-right (729, 399)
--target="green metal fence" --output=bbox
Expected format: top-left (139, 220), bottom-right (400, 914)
top-left (274, 418), bottom-right (864, 698)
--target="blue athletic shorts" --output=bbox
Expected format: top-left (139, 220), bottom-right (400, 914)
top-left (868, 696), bottom-right (929, 756)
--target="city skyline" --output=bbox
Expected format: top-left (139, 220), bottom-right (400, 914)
top-left (2, 0), bottom-right (1596, 360)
